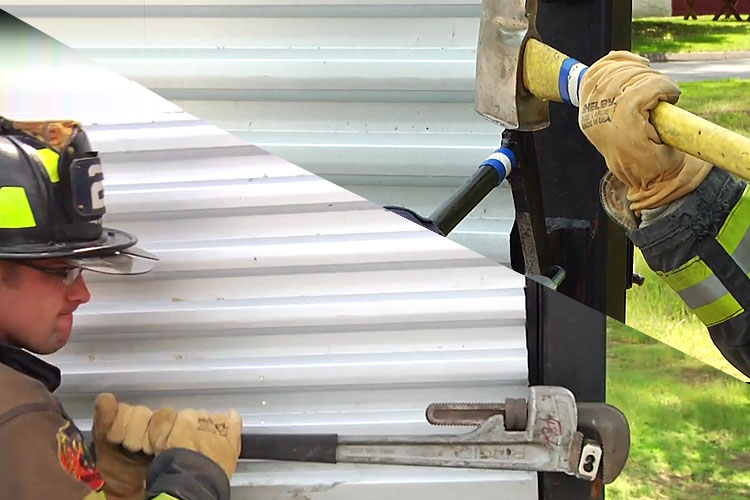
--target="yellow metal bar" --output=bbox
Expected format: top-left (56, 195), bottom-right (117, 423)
top-left (522, 39), bottom-right (750, 182)
top-left (650, 103), bottom-right (750, 181)
top-left (523, 38), bottom-right (566, 102)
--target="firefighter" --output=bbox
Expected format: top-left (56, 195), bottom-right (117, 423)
top-left (0, 118), bottom-right (240, 500)
top-left (578, 52), bottom-right (750, 378)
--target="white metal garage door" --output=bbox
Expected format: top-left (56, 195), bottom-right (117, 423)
top-left (3, 0), bottom-right (515, 265)
top-left (0, 15), bottom-right (536, 499)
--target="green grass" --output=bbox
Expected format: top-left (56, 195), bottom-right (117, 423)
top-left (633, 16), bottom-right (750, 55)
top-left (606, 320), bottom-right (750, 500)
top-left (679, 79), bottom-right (750, 137)
top-left (624, 78), bottom-right (750, 381)
top-left (613, 75), bottom-right (750, 499)
top-left (598, 43), bottom-right (750, 500)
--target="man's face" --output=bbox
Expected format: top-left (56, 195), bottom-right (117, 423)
top-left (0, 259), bottom-right (91, 354)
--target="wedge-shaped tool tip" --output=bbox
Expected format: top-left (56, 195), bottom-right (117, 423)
top-left (475, 0), bottom-right (549, 131)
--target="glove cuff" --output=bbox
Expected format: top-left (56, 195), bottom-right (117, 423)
top-left (600, 172), bottom-right (639, 232)
top-left (639, 198), bottom-right (688, 227)
top-left (630, 167), bottom-right (744, 271)
top-left (146, 448), bottom-right (231, 500)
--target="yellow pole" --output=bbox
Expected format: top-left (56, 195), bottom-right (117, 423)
top-left (523, 39), bottom-right (567, 103)
top-left (522, 38), bottom-right (750, 182)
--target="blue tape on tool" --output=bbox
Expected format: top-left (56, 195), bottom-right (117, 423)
top-left (480, 147), bottom-right (517, 186)
top-left (558, 58), bottom-right (578, 105)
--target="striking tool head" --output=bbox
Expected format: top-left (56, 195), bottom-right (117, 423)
top-left (475, 0), bottom-right (549, 131)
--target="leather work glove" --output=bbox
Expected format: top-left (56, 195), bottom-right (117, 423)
top-left (578, 51), bottom-right (712, 213)
top-left (93, 393), bottom-right (154, 500)
top-left (148, 407), bottom-right (242, 478)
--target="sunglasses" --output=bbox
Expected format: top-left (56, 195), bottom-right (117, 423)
top-left (17, 262), bottom-right (84, 286)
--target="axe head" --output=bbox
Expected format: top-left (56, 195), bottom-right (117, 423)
top-left (475, 0), bottom-right (549, 131)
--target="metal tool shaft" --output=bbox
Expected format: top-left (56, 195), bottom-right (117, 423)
top-left (429, 165), bottom-right (500, 236)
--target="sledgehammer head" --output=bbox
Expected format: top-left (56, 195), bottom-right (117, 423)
top-left (475, 0), bottom-right (549, 131)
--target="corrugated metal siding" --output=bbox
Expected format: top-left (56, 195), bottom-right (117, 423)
top-left (4, 0), bottom-right (515, 265)
top-left (65, 120), bottom-right (533, 498)
top-left (0, 23), bottom-right (536, 498)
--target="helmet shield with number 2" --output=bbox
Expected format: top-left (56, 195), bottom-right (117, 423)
top-left (0, 118), bottom-right (158, 273)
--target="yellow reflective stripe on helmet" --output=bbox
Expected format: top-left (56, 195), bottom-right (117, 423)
top-left (84, 490), bottom-right (179, 500)
top-left (35, 147), bottom-right (60, 183)
top-left (83, 491), bottom-right (107, 500)
top-left (0, 186), bottom-right (36, 228)
top-left (657, 185), bottom-right (750, 327)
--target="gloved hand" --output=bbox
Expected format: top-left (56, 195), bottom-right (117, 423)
top-left (148, 407), bottom-right (242, 478)
top-left (93, 393), bottom-right (154, 500)
top-left (578, 51), bottom-right (712, 213)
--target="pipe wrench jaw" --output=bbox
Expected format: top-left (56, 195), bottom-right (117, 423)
top-left (577, 403), bottom-right (631, 484)
top-left (425, 388), bottom-right (628, 484)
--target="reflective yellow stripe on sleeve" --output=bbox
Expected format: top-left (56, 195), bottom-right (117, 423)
top-left (717, 184), bottom-right (750, 254)
top-left (658, 185), bottom-right (750, 327)
top-left (0, 186), bottom-right (36, 228)
top-left (150, 494), bottom-right (180, 500)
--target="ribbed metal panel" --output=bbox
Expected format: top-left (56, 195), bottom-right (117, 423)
top-left (0, 24), bottom-right (535, 498)
top-left (61, 119), bottom-right (532, 498)
top-left (4, 0), bottom-right (515, 265)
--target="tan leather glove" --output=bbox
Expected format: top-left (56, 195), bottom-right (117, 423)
top-left (148, 407), bottom-right (242, 478)
top-left (578, 51), bottom-right (712, 213)
top-left (93, 393), bottom-right (153, 500)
